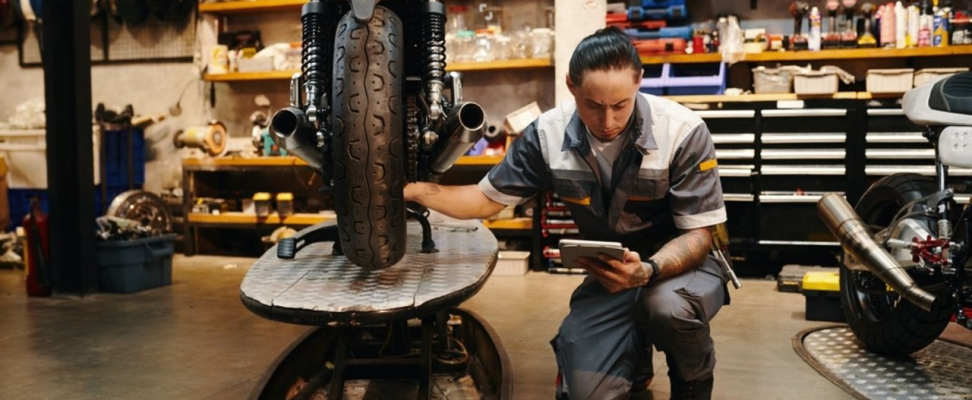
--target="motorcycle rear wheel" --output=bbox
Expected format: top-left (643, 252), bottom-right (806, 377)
top-left (841, 173), bottom-right (955, 355)
top-left (331, 6), bottom-right (406, 270)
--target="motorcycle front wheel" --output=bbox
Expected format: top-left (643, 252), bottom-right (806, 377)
top-left (331, 6), bottom-right (407, 271)
top-left (841, 173), bottom-right (955, 355)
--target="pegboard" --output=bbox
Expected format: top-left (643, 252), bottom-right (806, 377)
top-left (17, 10), bottom-right (194, 66)
top-left (104, 11), bottom-right (195, 62)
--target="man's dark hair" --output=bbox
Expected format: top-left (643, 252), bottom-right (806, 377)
top-left (568, 26), bottom-right (643, 85)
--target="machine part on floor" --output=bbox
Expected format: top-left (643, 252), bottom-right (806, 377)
top-left (173, 121), bottom-right (228, 157)
top-left (817, 192), bottom-right (936, 312)
top-left (794, 326), bottom-right (972, 400)
top-left (247, 308), bottom-right (511, 400)
top-left (106, 190), bottom-right (173, 236)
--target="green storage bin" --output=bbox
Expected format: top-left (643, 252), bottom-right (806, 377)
top-left (96, 234), bottom-right (176, 294)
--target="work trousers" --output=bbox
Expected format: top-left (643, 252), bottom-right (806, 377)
top-left (552, 255), bottom-right (727, 399)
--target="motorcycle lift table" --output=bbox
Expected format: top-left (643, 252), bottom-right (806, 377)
top-left (240, 219), bottom-right (512, 400)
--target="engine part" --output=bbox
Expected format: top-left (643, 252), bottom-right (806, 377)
top-left (106, 190), bottom-right (173, 236)
top-left (301, 1), bottom-right (327, 121)
top-left (271, 107), bottom-right (324, 170)
top-left (430, 102), bottom-right (486, 175)
top-left (173, 121), bottom-right (228, 157)
top-left (817, 192), bottom-right (937, 312)
top-left (423, 1), bottom-right (447, 123)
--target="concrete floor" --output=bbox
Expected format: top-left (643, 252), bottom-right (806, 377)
top-left (1, 255), bottom-right (962, 400)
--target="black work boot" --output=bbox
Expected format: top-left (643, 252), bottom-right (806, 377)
top-left (669, 376), bottom-right (714, 400)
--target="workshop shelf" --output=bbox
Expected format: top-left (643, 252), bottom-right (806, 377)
top-left (198, 0), bottom-right (307, 15)
top-left (202, 59), bottom-right (553, 82)
top-left (641, 46), bottom-right (972, 65)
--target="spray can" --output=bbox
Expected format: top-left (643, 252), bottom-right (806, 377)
top-left (908, 1), bottom-right (920, 47)
top-left (881, 3), bottom-right (896, 46)
top-left (810, 7), bottom-right (822, 50)
top-left (918, 0), bottom-right (932, 47)
top-left (895, 1), bottom-right (907, 48)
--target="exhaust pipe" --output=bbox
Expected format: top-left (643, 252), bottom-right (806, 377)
top-left (429, 102), bottom-right (487, 175)
top-left (270, 107), bottom-right (325, 170)
top-left (817, 193), bottom-right (937, 312)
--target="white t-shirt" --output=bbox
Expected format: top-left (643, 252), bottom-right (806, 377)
top-left (585, 129), bottom-right (628, 191)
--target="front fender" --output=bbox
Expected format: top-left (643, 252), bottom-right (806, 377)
top-left (349, 0), bottom-right (377, 22)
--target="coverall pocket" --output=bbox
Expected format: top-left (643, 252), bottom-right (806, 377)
top-left (553, 179), bottom-right (594, 205)
top-left (628, 177), bottom-right (669, 202)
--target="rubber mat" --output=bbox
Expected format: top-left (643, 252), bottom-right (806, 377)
top-left (793, 325), bottom-right (972, 400)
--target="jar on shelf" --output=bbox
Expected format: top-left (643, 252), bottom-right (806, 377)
top-left (531, 28), bottom-right (554, 59)
top-left (472, 29), bottom-right (495, 62)
top-left (447, 5), bottom-right (468, 35)
top-left (453, 30), bottom-right (475, 63)
top-left (493, 35), bottom-right (512, 60)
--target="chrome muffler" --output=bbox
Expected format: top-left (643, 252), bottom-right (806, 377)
top-left (817, 193), bottom-right (937, 312)
top-left (429, 102), bottom-right (487, 175)
top-left (270, 107), bottom-right (325, 170)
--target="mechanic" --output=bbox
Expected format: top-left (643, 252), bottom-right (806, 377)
top-left (405, 26), bottom-right (729, 400)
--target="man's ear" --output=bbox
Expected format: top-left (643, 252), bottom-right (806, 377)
top-left (566, 74), bottom-right (576, 96)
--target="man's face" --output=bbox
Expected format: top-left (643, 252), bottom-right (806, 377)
top-left (567, 67), bottom-right (642, 142)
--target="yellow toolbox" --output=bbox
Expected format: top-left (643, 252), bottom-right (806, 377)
top-left (802, 271), bottom-right (844, 322)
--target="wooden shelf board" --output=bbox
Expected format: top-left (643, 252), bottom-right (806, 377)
top-left (455, 155), bottom-right (504, 166)
top-left (198, 0), bottom-right (307, 15)
top-left (666, 92), bottom-right (861, 103)
top-left (448, 58), bottom-right (553, 71)
top-left (483, 218), bottom-right (532, 230)
top-left (641, 46), bottom-right (972, 65)
top-left (188, 212), bottom-right (331, 226)
top-left (203, 70), bottom-right (297, 82)
top-left (203, 60), bottom-right (552, 82)
top-left (183, 156), bottom-right (308, 169)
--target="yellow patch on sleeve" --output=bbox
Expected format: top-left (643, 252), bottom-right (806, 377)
top-left (698, 159), bottom-right (718, 172)
top-left (561, 196), bottom-right (591, 206)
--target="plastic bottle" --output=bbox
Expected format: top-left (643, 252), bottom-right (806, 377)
top-left (933, 1), bottom-right (950, 46)
top-left (895, 1), bottom-right (907, 48)
top-left (908, 1), bottom-right (920, 47)
top-left (810, 7), bottom-right (822, 50)
top-left (918, 0), bottom-right (932, 46)
top-left (880, 3), bottom-right (894, 46)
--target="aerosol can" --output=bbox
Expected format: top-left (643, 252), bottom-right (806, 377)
top-left (895, 1), bottom-right (907, 48)
top-left (810, 6), bottom-right (822, 50)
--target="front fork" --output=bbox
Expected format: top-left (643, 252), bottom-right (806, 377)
top-left (929, 127), bottom-right (972, 329)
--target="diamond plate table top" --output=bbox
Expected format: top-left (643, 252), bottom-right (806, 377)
top-left (241, 220), bottom-right (498, 326)
top-left (801, 326), bottom-right (972, 400)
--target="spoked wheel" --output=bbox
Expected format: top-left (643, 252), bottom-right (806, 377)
top-left (840, 174), bottom-right (956, 355)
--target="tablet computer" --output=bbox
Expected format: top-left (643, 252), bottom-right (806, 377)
top-left (558, 239), bottom-right (626, 269)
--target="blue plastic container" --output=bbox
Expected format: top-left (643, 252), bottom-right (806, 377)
top-left (641, 0), bottom-right (686, 8)
top-left (665, 63), bottom-right (726, 96)
top-left (103, 128), bottom-right (145, 187)
top-left (640, 64), bottom-right (668, 95)
top-left (625, 26), bottom-right (693, 40)
top-left (628, 5), bottom-right (687, 21)
top-left (8, 185), bottom-right (133, 229)
top-left (96, 234), bottom-right (176, 294)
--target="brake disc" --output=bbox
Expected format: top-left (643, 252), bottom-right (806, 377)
top-left (106, 190), bottom-right (172, 234)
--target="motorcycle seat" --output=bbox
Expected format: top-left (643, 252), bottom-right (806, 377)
top-left (903, 72), bottom-right (972, 127)
top-left (929, 72), bottom-right (972, 115)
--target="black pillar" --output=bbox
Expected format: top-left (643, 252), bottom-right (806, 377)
top-left (42, 1), bottom-right (97, 295)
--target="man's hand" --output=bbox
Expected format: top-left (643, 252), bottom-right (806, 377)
top-left (576, 249), bottom-right (652, 293)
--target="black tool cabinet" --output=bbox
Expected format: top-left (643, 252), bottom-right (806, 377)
top-left (526, 99), bottom-right (971, 272)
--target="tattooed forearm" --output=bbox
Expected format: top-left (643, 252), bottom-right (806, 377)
top-left (424, 184), bottom-right (441, 196)
top-left (651, 228), bottom-right (711, 280)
